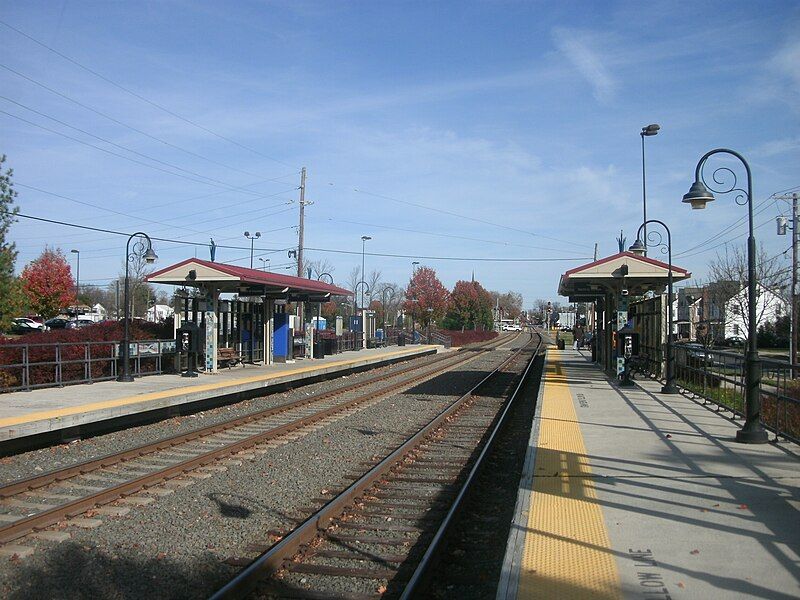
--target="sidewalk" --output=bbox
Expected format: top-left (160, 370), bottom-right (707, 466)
top-left (499, 347), bottom-right (800, 599)
top-left (0, 345), bottom-right (439, 450)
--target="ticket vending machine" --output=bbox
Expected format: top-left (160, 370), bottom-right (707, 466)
top-left (616, 326), bottom-right (639, 387)
top-left (177, 322), bottom-right (203, 377)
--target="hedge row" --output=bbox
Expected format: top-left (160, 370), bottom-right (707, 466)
top-left (439, 329), bottom-right (499, 347)
top-left (0, 320), bottom-right (174, 391)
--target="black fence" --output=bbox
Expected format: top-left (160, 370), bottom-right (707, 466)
top-left (0, 339), bottom-right (176, 393)
top-left (672, 344), bottom-right (799, 444)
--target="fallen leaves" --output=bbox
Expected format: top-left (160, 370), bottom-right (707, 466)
top-left (690, 549), bottom-right (700, 555)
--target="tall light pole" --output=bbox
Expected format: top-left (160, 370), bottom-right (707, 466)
top-left (117, 233), bottom-right (157, 382)
top-left (629, 220), bottom-right (677, 394)
top-left (244, 231), bottom-right (261, 269)
top-left (259, 257), bottom-right (270, 271)
top-left (682, 148), bottom-right (768, 443)
top-left (641, 124), bottom-right (660, 255)
top-left (70, 249), bottom-right (80, 318)
top-left (361, 235), bottom-right (371, 312)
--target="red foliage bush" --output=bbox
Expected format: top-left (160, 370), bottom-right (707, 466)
top-left (0, 320), bottom-right (175, 391)
top-left (438, 329), bottom-right (498, 347)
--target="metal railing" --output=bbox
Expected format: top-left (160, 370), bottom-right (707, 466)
top-left (671, 344), bottom-right (799, 444)
top-left (0, 339), bottom-right (176, 393)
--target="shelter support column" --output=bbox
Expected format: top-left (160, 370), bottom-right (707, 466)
top-left (264, 298), bottom-right (274, 366)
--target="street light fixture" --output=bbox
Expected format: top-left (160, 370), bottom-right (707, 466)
top-left (244, 231), bottom-right (261, 269)
top-left (259, 257), bottom-right (270, 271)
top-left (361, 236), bottom-right (372, 313)
top-left (640, 123), bottom-right (660, 254)
top-left (682, 148), bottom-right (768, 443)
top-left (70, 249), bottom-right (80, 319)
top-left (629, 221), bottom-right (677, 394)
top-left (316, 272), bottom-right (334, 327)
top-left (117, 233), bottom-right (157, 382)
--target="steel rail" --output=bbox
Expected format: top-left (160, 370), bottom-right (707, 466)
top-left (209, 331), bottom-right (537, 599)
top-left (400, 331), bottom-right (543, 597)
top-left (0, 336), bottom-right (511, 546)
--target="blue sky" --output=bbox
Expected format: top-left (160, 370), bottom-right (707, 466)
top-left (2, 0), bottom-right (799, 306)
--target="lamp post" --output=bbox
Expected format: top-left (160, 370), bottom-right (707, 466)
top-left (629, 220), bottom-right (677, 394)
top-left (380, 286), bottom-right (396, 339)
top-left (258, 257), bottom-right (270, 271)
top-left (360, 236), bottom-right (371, 312)
top-left (244, 231), bottom-right (261, 269)
top-left (641, 124), bottom-right (660, 254)
top-left (70, 249), bottom-right (80, 319)
top-left (316, 272), bottom-right (333, 327)
top-left (682, 148), bottom-right (768, 443)
top-left (117, 232), bottom-right (157, 382)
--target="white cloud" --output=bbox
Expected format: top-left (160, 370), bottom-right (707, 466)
top-left (551, 27), bottom-right (616, 102)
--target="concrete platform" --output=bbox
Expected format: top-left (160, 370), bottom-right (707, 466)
top-left (0, 345), bottom-right (440, 453)
top-left (498, 347), bottom-right (800, 600)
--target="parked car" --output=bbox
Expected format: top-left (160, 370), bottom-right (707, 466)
top-left (677, 342), bottom-right (712, 365)
top-left (724, 336), bottom-right (745, 348)
top-left (9, 318), bottom-right (44, 334)
top-left (66, 319), bottom-right (95, 329)
top-left (45, 318), bottom-right (70, 330)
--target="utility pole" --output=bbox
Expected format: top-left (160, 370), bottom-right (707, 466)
top-left (297, 167), bottom-right (307, 278)
top-left (777, 193), bottom-right (799, 372)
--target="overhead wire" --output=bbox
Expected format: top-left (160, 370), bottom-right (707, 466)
top-left (12, 212), bottom-right (591, 263)
top-left (0, 63), bottom-right (292, 183)
top-left (0, 19), bottom-right (296, 169)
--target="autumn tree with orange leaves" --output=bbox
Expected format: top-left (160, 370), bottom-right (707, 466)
top-left (447, 279), bottom-right (494, 331)
top-left (403, 266), bottom-right (449, 329)
top-left (21, 248), bottom-right (75, 320)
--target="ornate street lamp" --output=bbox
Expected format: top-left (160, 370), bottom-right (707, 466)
top-left (316, 272), bottom-right (334, 326)
top-left (117, 232), bottom-right (157, 382)
top-left (360, 236), bottom-right (371, 311)
top-left (629, 220), bottom-right (677, 394)
top-left (682, 148), bottom-right (768, 443)
top-left (70, 249), bottom-right (80, 320)
top-left (380, 286), bottom-right (397, 339)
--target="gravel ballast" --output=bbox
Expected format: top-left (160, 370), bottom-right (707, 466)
top-left (0, 338), bottom-right (528, 599)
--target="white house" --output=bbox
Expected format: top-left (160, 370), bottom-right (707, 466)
top-left (146, 304), bottom-right (175, 323)
top-left (724, 284), bottom-right (786, 339)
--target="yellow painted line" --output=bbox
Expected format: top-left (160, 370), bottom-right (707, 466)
top-left (0, 346), bottom-right (437, 428)
top-left (518, 349), bottom-right (621, 600)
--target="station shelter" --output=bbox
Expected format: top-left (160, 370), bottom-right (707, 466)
top-left (558, 251), bottom-right (690, 379)
top-left (146, 258), bottom-right (352, 372)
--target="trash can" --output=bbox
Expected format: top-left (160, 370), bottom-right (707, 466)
top-left (313, 340), bottom-right (324, 359)
top-left (557, 338), bottom-right (565, 350)
top-left (398, 333), bottom-right (406, 346)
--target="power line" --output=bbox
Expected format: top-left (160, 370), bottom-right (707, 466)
top-left (0, 19), bottom-right (296, 169)
top-left (1, 108), bottom-right (282, 198)
top-left (13, 212), bottom-right (591, 263)
top-left (315, 216), bottom-right (584, 256)
top-left (350, 188), bottom-right (592, 250)
top-left (0, 96), bottom-right (293, 196)
top-left (0, 62), bottom-right (291, 182)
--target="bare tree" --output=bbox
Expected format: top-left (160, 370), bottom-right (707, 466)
top-left (707, 243), bottom-right (788, 340)
top-left (305, 257), bottom-right (335, 281)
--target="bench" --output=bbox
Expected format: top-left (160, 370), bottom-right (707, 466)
top-left (217, 347), bottom-right (243, 369)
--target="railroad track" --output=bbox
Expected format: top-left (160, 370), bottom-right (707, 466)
top-left (0, 334), bottom-right (518, 552)
top-left (211, 331), bottom-right (543, 600)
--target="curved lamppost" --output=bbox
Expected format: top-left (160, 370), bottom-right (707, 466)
top-left (354, 281), bottom-right (370, 313)
top-left (117, 232), bottom-right (157, 382)
top-left (629, 219), bottom-right (676, 394)
top-left (316, 272), bottom-right (334, 326)
top-left (682, 148), bottom-right (768, 444)
top-left (380, 286), bottom-right (397, 335)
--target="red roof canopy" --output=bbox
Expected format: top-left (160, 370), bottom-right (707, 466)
top-left (146, 258), bottom-right (351, 299)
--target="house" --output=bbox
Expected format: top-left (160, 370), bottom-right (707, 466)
top-left (146, 304), bottom-right (175, 323)
top-left (724, 284), bottom-right (786, 340)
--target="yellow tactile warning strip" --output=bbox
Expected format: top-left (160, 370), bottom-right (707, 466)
top-left (518, 349), bottom-right (621, 600)
top-left (0, 346), bottom-right (436, 428)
